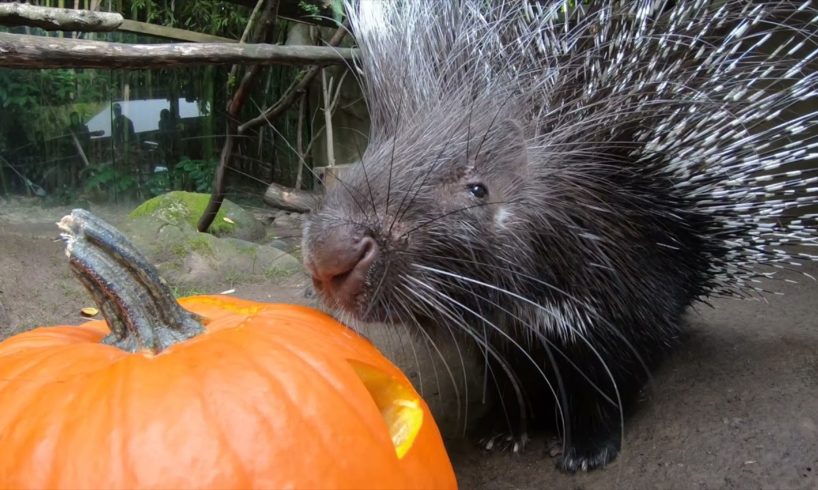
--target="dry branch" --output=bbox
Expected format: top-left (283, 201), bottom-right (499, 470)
top-left (197, 0), bottom-right (282, 234)
top-left (238, 25), bottom-right (350, 133)
top-left (118, 19), bottom-right (236, 43)
top-left (0, 32), bottom-right (355, 70)
top-left (295, 92), bottom-right (308, 189)
top-left (263, 182), bottom-right (319, 212)
top-left (0, 3), bottom-right (123, 32)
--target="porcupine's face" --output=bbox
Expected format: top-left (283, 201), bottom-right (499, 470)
top-left (302, 114), bottom-right (532, 325)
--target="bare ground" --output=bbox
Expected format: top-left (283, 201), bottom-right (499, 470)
top-left (0, 198), bottom-right (816, 490)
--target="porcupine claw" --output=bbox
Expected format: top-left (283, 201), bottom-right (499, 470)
top-left (479, 431), bottom-right (619, 472)
top-left (479, 431), bottom-right (530, 454)
top-left (556, 436), bottom-right (621, 473)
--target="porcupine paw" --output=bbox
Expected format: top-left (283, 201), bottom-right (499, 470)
top-left (555, 437), bottom-right (620, 473)
top-left (479, 431), bottom-right (530, 454)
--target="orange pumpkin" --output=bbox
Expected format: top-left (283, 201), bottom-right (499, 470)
top-left (0, 210), bottom-right (457, 490)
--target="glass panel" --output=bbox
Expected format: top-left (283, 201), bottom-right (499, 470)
top-left (0, 3), bottom-right (314, 205)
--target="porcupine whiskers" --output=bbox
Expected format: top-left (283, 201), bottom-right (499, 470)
top-left (407, 268), bottom-right (619, 456)
top-left (386, 195), bottom-right (532, 398)
top-left (401, 284), bottom-right (511, 439)
top-left (392, 282), bottom-right (471, 434)
top-left (399, 249), bottom-right (652, 371)
top-left (404, 226), bottom-right (523, 424)
top-left (365, 265), bottom-right (476, 437)
top-left (387, 188), bottom-right (639, 451)
top-left (415, 263), bottom-right (625, 392)
top-left (401, 273), bottom-right (548, 447)
top-left (412, 261), bottom-right (628, 437)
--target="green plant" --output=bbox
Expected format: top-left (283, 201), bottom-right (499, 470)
top-left (171, 242), bottom-right (189, 258)
top-left (0, 67), bottom-right (107, 155)
top-left (224, 270), bottom-right (243, 287)
top-left (145, 168), bottom-right (172, 197)
top-left (264, 266), bottom-right (293, 280)
top-left (170, 285), bottom-right (208, 298)
top-left (174, 157), bottom-right (217, 193)
top-left (297, 0), bottom-right (345, 21)
top-left (298, 0), bottom-right (321, 17)
top-left (188, 235), bottom-right (215, 257)
top-left (125, 0), bottom-right (250, 38)
top-left (144, 157), bottom-right (217, 197)
top-left (82, 165), bottom-right (137, 199)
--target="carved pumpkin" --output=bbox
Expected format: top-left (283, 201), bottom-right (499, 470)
top-left (0, 210), bottom-right (457, 490)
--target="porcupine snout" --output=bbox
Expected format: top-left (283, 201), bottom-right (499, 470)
top-left (303, 223), bottom-right (379, 311)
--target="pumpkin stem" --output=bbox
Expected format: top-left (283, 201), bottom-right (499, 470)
top-left (58, 209), bottom-right (204, 353)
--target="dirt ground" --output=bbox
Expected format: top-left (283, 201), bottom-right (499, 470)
top-left (1, 198), bottom-right (816, 490)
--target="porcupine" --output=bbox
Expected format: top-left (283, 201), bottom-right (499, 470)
top-left (301, 0), bottom-right (818, 472)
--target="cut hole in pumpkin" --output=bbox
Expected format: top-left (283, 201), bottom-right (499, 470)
top-left (348, 360), bottom-right (424, 460)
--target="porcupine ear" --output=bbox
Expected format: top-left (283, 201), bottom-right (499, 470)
top-left (472, 118), bottom-right (528, 174)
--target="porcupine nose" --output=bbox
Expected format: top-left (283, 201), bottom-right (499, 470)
top-left (305, 226), bottom-right (379, 310)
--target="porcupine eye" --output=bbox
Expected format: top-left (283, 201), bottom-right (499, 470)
top-left (467, 183), bottom-right (488, 199)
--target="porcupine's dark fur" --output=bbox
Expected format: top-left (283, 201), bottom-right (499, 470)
top-left (301, 0), bottom-right (818, 472)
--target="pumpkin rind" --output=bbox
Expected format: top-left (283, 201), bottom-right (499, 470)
top-left (0, 296), bottom-right (457, 489)
top-left (0, 209), bottom-right (456, 489)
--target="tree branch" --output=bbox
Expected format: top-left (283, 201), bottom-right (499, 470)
top-left (0, 3), bottom-right (123, 32)
top-left (198, 20), bottom-right (349, 231)
top-left (0, 31), bottom-right (354, 70)
top-left (295, 92), bottom-right (307, 190)
top-left (118, 19), bottom-right (237, 43)
top-left (238, 22), bottom-right (350, 134)
top-left (197, 0), bottom-right (282, 233)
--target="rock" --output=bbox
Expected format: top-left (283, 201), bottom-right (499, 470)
top-left (275, 216), bottom-right (293, 227)
top-left (129, 191), bottom-right (265, 242)
top-left (255, 243), bottom-right (303, 279)
top-left (269, 239), bottom-right (290, 251)
top-left (121, 208), bottom-right (304, 294)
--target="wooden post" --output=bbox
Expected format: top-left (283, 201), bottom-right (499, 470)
top-left (0, 3), bottom-right (123, 31)
top-left (0, 32), bottom-right (355, 70)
